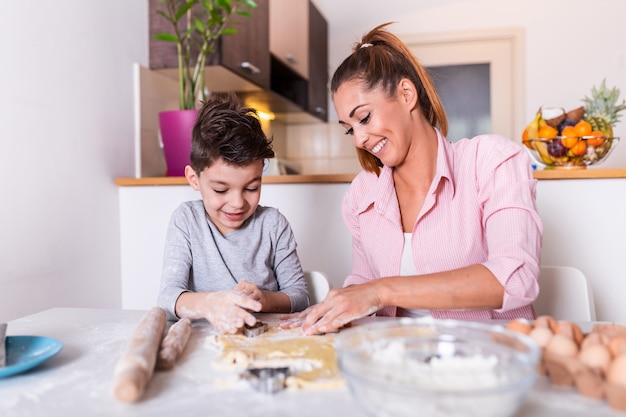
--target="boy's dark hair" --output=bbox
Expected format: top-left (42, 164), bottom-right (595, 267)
top-left (190, 92), bottom-right (274, 173)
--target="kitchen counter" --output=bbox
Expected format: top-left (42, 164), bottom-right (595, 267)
top-left (1, 308), bottom-right (622, 417)
top-left (115, 168), bottom-right (626, 186)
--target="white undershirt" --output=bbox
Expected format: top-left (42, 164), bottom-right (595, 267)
top-left (397, 233), bottom-right (431, 318)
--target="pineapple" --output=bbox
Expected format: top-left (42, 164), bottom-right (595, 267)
top-left (582, 79), bottom-right (626, 137)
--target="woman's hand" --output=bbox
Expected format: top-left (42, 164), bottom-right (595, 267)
top-left (279, 282), bottom-right (383, 335)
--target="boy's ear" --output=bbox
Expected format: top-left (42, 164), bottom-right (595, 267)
top-left (185, 165), bottom-right (200, 190)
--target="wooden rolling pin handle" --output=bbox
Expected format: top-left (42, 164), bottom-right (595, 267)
top-left (112, 306), bottom-right (167, 403)
top-left (156, 317), bottom-right (192, 370)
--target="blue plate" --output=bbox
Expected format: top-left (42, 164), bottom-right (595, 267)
top-left (0, 336), bottom-right (63, 378)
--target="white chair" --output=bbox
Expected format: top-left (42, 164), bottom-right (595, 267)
top-left (533, 265), bottom-right (596, 321)
top-left (304, 270), bottom-right (332, 305)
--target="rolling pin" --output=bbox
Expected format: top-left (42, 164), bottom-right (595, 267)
top-left (156, 317), bottom-right (192, 370)
top-left (112, 306), bottom-right (167, 403)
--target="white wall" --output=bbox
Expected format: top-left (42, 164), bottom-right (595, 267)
top-left (2, 0), bottom-right (626, 322)
top-left (0, 1), bottom-right (145, 321)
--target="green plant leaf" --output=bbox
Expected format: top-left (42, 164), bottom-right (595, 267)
top-left (216, 0), bottom-right (232, 14)
top-left (154, 33), bottom-right (179, 42)
top-left (194, 17), bottom-right (206, 32)
top-left (174, 1), bottom-right (194, 21)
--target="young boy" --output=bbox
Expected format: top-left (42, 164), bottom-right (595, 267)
top-left (157, 93), bottom-right (309, 334)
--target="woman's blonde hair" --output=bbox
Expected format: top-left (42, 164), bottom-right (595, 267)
top-left (330, 23), bottom-right (448, 175)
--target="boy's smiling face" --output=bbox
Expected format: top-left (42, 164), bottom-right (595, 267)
top-left (185, 158), bottom-right (264, 235)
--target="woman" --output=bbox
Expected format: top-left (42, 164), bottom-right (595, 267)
top-left (281, 23), bottom-right (542, 335)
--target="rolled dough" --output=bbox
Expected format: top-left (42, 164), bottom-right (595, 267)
top-left (212, 325), bottom-right (344, 389)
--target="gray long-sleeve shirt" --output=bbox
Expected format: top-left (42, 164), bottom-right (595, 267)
top-left (157, 200), bottom-right (310, 320)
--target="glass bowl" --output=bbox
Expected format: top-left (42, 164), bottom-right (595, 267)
top-left (335, 318), bottom-right (540, 417)
top-left (526, 136), bottom-right (619, 170)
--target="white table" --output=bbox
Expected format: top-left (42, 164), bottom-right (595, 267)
top-left (0, 308), bottom-right (623, 417)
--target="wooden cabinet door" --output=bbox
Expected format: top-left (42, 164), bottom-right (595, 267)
top-left (307, 1), bottom-right (328, 121)
top-left (218, 0), bottom-right (270, 89)
top-left (269, 0), bottom-right (309, 79)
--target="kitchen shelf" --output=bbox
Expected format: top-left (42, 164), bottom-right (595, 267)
top-left (114, 174), bottom-right (356, 186)
top-left (115, 169), bottom-right (626, 187)
top-left (532, 168), bottom-right (626, 180)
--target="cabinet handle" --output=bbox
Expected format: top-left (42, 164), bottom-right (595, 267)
top-left (285, 54), bottom-right (298, 65)
top-left (314, 106), bottom-right (326, 115)
top-left (240, 62), bottom-right (261, 75)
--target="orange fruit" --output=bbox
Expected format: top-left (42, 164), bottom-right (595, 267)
top-left (570, 139), bottom-right (587, 156)
top-left (560, 126), bottom-right (578, 148)
top-left (587, 130), bottom-right (606, 147)
top-left (574, 120), bottom-right (592, 137)
top-left (538, 125), bottom-right (558, 139)
top-left (522, 128), bottom-right (532, 149)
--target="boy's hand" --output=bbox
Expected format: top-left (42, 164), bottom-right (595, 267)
top-left (235, 280), bottom-right (293, 314)
top-left (202, 290), bottom-right (261, 334)
top-left (234, 280), bottom-right (266, 304)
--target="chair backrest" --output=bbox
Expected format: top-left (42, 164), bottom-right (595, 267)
top-left (533, 265), bottom-right (596, 321)
top-left (304, 271), bottom-right (332, 305)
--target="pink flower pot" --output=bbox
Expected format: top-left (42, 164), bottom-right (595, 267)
top-left (158, 109), bottom-right (198, 177)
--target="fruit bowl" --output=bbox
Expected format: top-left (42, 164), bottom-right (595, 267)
top-left (526, 135), bottom-right (619, 170)
top-left (335, 318), bottom-right (540, 417)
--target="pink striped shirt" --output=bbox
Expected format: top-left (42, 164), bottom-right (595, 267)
top-left (342, 131), bottom-right (543, 320)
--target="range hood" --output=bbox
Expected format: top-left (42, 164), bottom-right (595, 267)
top-left (154, 65), bottom-right (325, 125)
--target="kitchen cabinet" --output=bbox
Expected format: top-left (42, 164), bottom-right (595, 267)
top-left (269, 0), bottom-right (309, 80)
top-left (148, 0), bottom-right (270, 90)
top-left (266, 0), bottom-right (328, 121)
top-left (307, 1), bottom-right (329, 121)
top-left (147, 0), bottom-right (328, 122)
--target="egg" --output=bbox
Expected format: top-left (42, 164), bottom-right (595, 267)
top-left (534, 315), bottom-right (558, 333)
top-left (506, 318), bottom-right (532, 335)
top-left (607, 353), bottom-right (626, 386)
top-left (580, 332), bottom-right (609, 351)
top-left (579, 343), bottom-right (612, 373)
top-left (609, 336), bottom-right (626, 358)
top-left (546, 334), bottom-right (579, 357)
top-left (529, 326), bottom-right (553, 348)
top-left (556, 321), bottom-right (584, 346)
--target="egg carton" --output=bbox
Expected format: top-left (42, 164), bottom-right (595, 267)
top-left (507, 317), bottom-right (626, 411)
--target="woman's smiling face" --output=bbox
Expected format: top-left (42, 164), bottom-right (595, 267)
top-left (334, 79), bottom-right (416, 168)
top-left (186, 158), bottom-right (264, 235)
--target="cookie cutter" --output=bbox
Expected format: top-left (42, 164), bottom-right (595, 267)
top-left (243, 321), bottom-right (268, 337)
top-left (244, 367), bottom-right (290, 394)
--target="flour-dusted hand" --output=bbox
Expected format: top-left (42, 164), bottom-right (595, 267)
top-left (204, 290), bottom-right (261, 334)
top-left (175, 290), bottom-right (261, 334)
top-left (235, 280), bottom-right (294, 314)
top-left (234, 280), bottom-right (264, 303)
top-left (280, 283), bottom-right (382, 335)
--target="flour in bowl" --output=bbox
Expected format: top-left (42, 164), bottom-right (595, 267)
top-left (370, 339), bottom-right (502, 389)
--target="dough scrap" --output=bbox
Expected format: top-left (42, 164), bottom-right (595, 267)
top-left (213, 325), bottom-right (344, 389)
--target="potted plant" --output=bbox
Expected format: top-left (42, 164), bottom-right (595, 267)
top-left (153, 0), bottom-right (257, 176)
